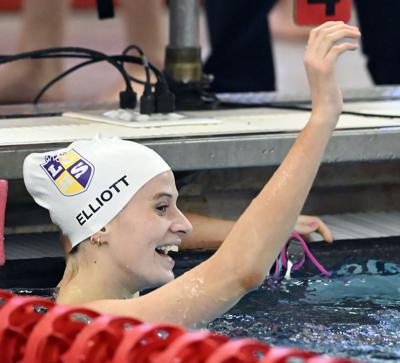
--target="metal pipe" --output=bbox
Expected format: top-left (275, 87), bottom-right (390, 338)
top-left (169, 0), bottom-right (200, 48)
top-left (165, 0), bottom-right (202, 82)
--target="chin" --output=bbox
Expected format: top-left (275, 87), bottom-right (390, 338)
top-left (146, 271), bottom-right (175, 289)
top-left (159, 270), bottom-right (175, 285)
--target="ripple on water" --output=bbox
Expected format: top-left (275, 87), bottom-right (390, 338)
top-left (208, 260), bottom-right (400, 363)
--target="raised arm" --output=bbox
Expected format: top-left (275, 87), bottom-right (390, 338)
top-left (85, 22), bottom-right (360, 327)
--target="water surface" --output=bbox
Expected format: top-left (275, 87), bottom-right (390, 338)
top-left (208, 259), bottom-right (400, 362)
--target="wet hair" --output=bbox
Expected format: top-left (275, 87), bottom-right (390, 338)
top-left (69, 244), bottom-right (80, 255)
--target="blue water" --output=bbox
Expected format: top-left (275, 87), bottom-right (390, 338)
top-left (208, 259), bottom-right (400, 363)
top-left (7, 256), bottom-right (400, 362)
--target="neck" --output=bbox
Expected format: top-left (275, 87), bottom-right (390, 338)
top-left (57, 248), bottom-right (140, 304)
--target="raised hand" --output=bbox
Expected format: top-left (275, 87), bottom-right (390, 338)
top-left (304, 21), bottom-right (361, 125)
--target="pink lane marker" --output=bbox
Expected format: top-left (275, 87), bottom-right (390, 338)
top-left (0, 180), bottom-right (8, 266)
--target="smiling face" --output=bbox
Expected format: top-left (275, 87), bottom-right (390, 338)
top-left (105, 170), bottom-right (193, 290)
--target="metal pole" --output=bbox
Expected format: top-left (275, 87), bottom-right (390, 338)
top-left (169, 0), bottom-right (199, 48)
top-left (165, 0), bottom-right (202, 82)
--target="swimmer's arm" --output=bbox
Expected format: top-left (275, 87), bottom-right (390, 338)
top-left (84, 122), bottom-right (336, 327)
top-left (84, 261), bottom-right (242, 328)
top-left (84, 133), bottom-right (339, 327)
top-left (180, 213), bottom-right (234, 250)
top-left (83, 22), bottom-right (360, 328)
top-left (207, 22), bottom-right (361, 288)
top-left (181, 213), bottom-right (333, 250)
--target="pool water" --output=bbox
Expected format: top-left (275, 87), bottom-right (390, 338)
top-left (5, 238), bottom-right (400, 362)
top-left (208, 259), bottom-right (400, 363)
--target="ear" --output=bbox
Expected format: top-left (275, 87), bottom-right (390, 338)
top-left (89, 226), bottom-right (110, 247)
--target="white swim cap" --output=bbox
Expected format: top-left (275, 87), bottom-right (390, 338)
top-left (23, 136), bottom-right (171, 249)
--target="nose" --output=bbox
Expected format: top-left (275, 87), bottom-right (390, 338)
top-left (171, 209), bottom-right (193, 235)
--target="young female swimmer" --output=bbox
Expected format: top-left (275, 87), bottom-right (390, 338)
top-left (23, 22), bottom-right (360, 328)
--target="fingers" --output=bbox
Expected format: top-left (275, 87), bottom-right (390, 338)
top-left (326, 42), bottom-right (360, 63)
top-left (308, 21), bottom-right (346, 46)
top-left (294, 215), bottom-right (334, 243)
top-left (310, 21), bottom-right (360, 45)
top-left (319, 27), bottom-right (361, 59)
top-left (315, 218), bottom-right (334, 243)
top-left (306, 21), bottom-right (361, 64)
top-left (307, 21), bottom-right (342, 45)
top-left (304, 21), bottom-right (361, 120)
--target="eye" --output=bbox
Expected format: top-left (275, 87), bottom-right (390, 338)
top-left (156, 204), bottom-right (168, 214)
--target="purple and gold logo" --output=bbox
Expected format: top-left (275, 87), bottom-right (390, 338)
top-left (41, 149), bottom-right (94, 196)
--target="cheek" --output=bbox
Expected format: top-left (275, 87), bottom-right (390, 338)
top-left (115, 221), bottom-right (155, 257)
top-left (110, 223), bottom-right (143, 260)
top-left (139, 215), bottom-right (170, 242)
top-left (112, 238), bottom-right (139, 267)
top-left (112, 211), bottom-right (170, 257)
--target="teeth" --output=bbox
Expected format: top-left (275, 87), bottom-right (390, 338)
top-left (156, 244), bottom-right (179, 254)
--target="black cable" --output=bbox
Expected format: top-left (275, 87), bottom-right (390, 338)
top-left (111, 54), bottom-right (166, 85)
top-left (224, 102), bottom-right (400, 120)
top-left (0, 47), bottom-right (142, 108)
top-left (121, 45), bottom-right (155, 114)
top-left (24, 50), bottom-right (169, 110)
top-left (0, 47), bottom-right (170, 107)
top-left (34, 59), bottom-right (96, 104)
top-left (8, 46), bottom-right (399, 118)
top-left (34, 54), bottom-right (163, 105)
top-left (122, 45), bottom-right (152, 86)
top-left (2, 46), bottom-right (398, 117)
top-left (0, 46), bottom-right (169, 113)
top-left (1, 47), bottom-right (134, 93)
top-left (342, 110), bottom-right (400, 119)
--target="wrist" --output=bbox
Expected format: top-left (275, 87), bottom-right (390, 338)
top-left (308, 111), bottom-right (340, 132)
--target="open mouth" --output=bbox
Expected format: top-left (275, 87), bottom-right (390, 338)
top-left (155, 244), bottom-right (179, 256)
